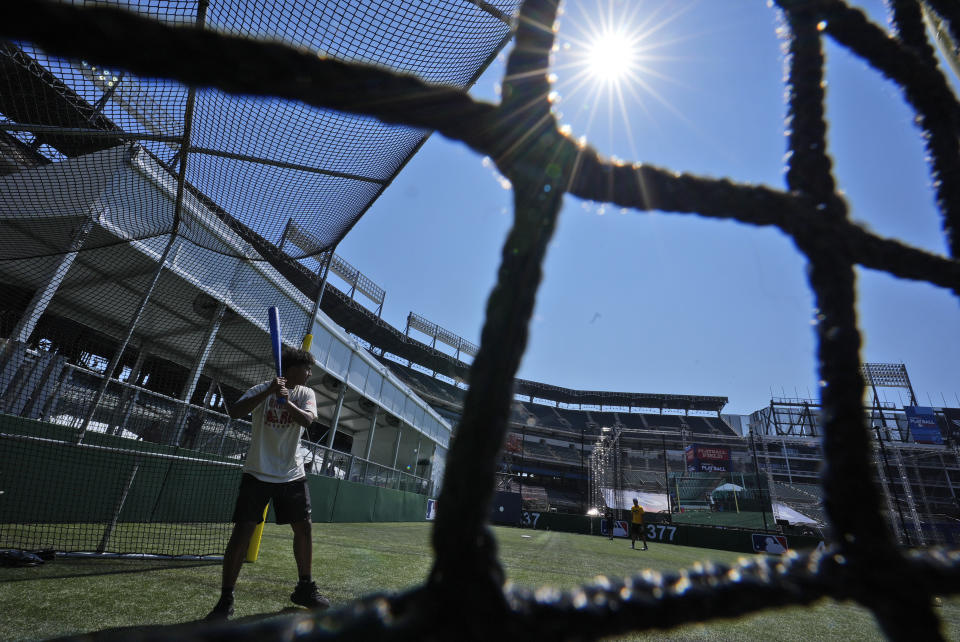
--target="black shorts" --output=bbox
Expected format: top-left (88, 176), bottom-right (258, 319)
top-left (630, 522), bottom-right (644, 538)
top-left (232, 473), bottom-right (312, 525)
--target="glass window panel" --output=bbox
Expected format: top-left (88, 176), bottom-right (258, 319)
top-left (347, 358), bottom-right (369, 393)
top-left (325, 338), bottom-right (351, 378)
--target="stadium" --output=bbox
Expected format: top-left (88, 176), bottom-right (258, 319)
top-left (2, 0), bottom-right (960, 640)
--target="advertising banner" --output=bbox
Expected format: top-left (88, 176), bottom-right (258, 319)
top-left (943, 408), bottom-right (960, 445)
top-left (685, 444), bottom-right (732, 472)
top-left (905, 406), bottom-right (943, 445)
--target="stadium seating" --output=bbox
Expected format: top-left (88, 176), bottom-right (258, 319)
top-left (435, 406), bottom-right (461, 426)
top-left (789, 483), bottom-right (825, 501)
top-left (704, 416), bottom-right (738, 436)
top-left (590, 411), bottom-right (619, 431)
top-left (643, 413), bottom-right (684, 430)
top-left (556, 407), bottom-right (595, 434)
top-left (546, 488), bottom-right (583, 512)
top-left (684, 416), bottom-right (717, 435)
top-left (384, 361), bottom-right (467, 405)
top-left (618, 412), bottom-right (649, 430)
top-left (521, 486), bottom-right (551, 511)
top-left (551, 443), bottom-right (583, 465)
top-left (510, 402), bottom-right (535, 426)
top-left (624, 469), bottom-right (666, 490)
top-left (519, 440), bottom-right (555, 462)
top-left (526, 402), bottom-right (569, 430)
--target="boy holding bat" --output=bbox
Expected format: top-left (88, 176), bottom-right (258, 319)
top-left (207, 347), bottom-right (327, 620)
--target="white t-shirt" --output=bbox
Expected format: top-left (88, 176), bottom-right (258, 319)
top-left (240, 381), bottom-right (318, 483)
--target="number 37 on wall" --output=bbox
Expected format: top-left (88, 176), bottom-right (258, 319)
top-left (521, 511), bottom-right (541, 527)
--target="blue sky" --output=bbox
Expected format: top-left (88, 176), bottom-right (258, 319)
top-left (337, 0), bottom-right (960, 415)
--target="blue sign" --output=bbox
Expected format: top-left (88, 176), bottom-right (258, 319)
top-left (905, 406), bottom-right (943, 445)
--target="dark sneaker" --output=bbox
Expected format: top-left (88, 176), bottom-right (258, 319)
top-left (291, 581), bottom-right (331, 609)
top-left (205, 596), bottom-right (234, 621)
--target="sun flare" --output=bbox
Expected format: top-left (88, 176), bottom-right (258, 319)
top-left (586, 29), bottom-right (638, 84)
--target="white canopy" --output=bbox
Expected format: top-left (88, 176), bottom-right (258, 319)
top-left (712, 483), bottom-right (745, 494)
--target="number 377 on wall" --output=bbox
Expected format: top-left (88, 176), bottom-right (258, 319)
top-left (646, 524), bottom-right (677, 542)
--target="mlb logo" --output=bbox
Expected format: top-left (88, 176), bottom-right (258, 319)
top-left (426, 499), bottom-right (438, 521)
top-left (613, 520), bottom-right (629, 538)
top-left (600, 519), bottom-right (628, 537)
top-left (752, 533), bottom-right (788, 554)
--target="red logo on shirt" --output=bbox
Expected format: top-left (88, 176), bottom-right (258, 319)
top-left (266, 409), bottom-right (293, 424)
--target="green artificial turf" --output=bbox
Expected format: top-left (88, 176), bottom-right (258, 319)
top-left (1, 523), bottom-right (957, 640)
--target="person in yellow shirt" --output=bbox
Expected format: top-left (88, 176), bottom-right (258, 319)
top-left (630, 498), bottom-right (647, 550)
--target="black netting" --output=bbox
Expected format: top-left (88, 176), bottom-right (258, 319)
top-left (0, 0), bottom-right (517, 259)
top-left (3, 0), bottom-right (960, 640)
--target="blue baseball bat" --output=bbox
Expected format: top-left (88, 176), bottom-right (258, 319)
top-left (268, 306), bottom-right (285, 405)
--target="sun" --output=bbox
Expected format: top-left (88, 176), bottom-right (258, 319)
top-left (585, 28), bottom-right (638, 85)
top-left (546, 0), bottom-right (697, 160)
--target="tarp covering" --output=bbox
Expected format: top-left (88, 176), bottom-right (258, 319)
top-left (772, 502), bottom-right (820, 526)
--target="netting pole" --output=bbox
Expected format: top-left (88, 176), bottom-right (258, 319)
top-left (38, 363), bottom-right (71, 422)
top-left (76, 234), bottom-right (178, 444)
top-left (171, 300), bottom-right (225, 446)
top-left (364, 410), bottom-right (378, 461)
top-left (0, 218), bottom-right (92, 405)
top-left (662, 434), bottom-right (672, 516)
top-left (749, 429), bottom-right (769, 531)
top-left (96, 457), bottom-right (141, 554)
top-left (326, 377), bottom-right (348, 451)
top-left (303, 246), bottom-right (336, 342)
top-left (391, 425), bottom-right (402, 469)
top-left (107, 345), bottom-right (149, 436)
top-left (217, 418), bottom-right (231, 456)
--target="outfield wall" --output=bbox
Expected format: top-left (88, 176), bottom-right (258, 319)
top-left (510, 510), bottom-right (822, 555)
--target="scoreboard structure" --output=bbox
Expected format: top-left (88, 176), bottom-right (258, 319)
top-left (685, 444), bottom-right (732, 473)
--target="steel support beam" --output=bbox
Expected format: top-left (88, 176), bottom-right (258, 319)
top-left (77, 234), bottom-right (178, 443)
top-left (8, 219), bottom-right (92, 344)
top-left (392, 426), bottom-right (403, 469)
top-left (326, 383), bottom-right (347, 450)
top-left (109, 345), bottom-right (149, 436)
top-left (190, 146), bottom-right (384, 185)
top-left (364, 410), bottom-right (379, 461)
top-left (0, 218), bottom-right (92, 401)
top-left (0, 121), bottom-right (182, 143)
top-left (304, 246), bottom-right (336, 339)
top-left (171, 300), bottom-right (226, 445)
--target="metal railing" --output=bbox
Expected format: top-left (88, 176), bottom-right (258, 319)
top-left (1, 347), bottom-right (431, 494)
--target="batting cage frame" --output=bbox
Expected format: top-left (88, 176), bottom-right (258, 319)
top-left (4, 0), bottom-right (960, 640)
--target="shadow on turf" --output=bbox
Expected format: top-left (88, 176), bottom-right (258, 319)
top-left (56, 607), bottom-right (313, 640)
top-left (0, 559), bottom-right (220, 583)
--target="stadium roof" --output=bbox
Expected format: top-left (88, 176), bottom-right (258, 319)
top-left (513, 379), bottom-right (728, 413)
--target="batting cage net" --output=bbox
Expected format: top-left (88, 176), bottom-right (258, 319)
top-left (3, 0), bottom-right (960, 640)
top-left (0, 0), bottom-right (514, 558)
